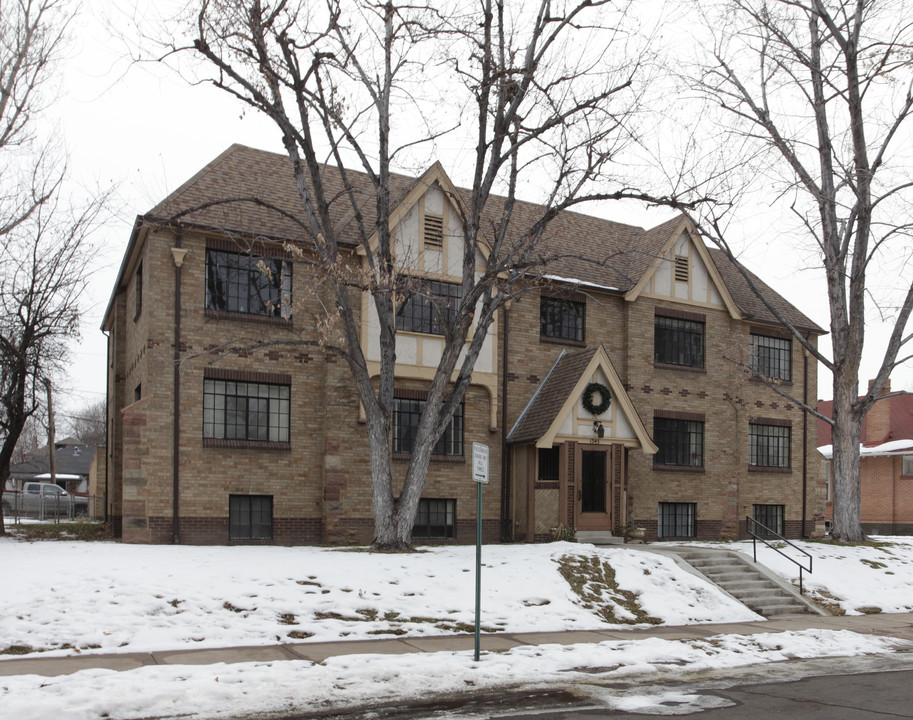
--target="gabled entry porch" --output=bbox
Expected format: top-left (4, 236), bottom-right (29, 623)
top-left (506, 346), bottom-right (656, 542)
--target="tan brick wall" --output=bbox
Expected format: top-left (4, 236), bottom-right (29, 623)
top-left (503, 289), bottom-right (822, 541)
top-left (108, 227), bottom-right (821, 545)
top-left (109, 227), bottom-right (502, 545)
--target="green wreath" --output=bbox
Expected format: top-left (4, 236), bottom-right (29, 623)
top-left (582, 382), bottom-right (612, 415)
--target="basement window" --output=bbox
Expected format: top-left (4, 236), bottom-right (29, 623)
top-left (658, 502), bottom-right (695, 538)
top-left (229, 494), bottom-right (273, 541)
top-left (753, 504), bottom-right (785, 537)
top-left (413, 498), bottom-right (455, 540)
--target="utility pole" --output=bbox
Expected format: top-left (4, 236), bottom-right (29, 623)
top-left (43, 378), bottom-right (56, 486)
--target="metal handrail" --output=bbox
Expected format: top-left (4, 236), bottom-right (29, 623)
top-left (745, 516), bottom-right (813, 594)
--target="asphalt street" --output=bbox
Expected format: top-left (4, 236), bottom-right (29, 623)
top-left (490, 668), bottom-right (913, 718)
top-left (271, 653), bottom-right (913, 720)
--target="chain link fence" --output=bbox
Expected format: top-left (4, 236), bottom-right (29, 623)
top-left (2, 492), bottom-right (105, 523)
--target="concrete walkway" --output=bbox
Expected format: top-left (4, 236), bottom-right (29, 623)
top-left (2, 612), bottom-right (912, 678)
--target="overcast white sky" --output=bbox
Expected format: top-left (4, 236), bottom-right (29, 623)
top-left (49, 0), bottom-right (913, 425)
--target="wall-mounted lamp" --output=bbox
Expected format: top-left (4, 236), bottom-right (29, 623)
top-left (593, 420), bottom-right (604, 438)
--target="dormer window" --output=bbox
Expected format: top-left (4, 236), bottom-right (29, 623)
top-left (423, 213), bottom-right (444, 248)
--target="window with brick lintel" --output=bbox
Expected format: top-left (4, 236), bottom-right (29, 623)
top-left (654, 311), bottom-right (704, 368)
top-left (750, 332), bottom-right (791, 381)
top-left (540, 294), bottom-right (585, 343)
top-left (393, 395), bottom-right (463, 457)
top-left (206, 248), bottom-right (292, 319)
top-left (654, 416), bottom-right (704, 468)
top-left (749, 422), bottom-right (791, 468)
top-left (203, 377), bottom-right (290, 443)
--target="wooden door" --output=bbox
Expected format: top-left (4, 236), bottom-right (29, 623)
top-left (575, 446), bottom-right (612, 530)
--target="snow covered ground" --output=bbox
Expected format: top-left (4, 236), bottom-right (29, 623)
top-left (1, 535), bottom-right (912, 719)
top-left (664, 536), bottom-right (913, 616)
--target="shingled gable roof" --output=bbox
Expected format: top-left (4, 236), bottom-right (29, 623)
top-left (708, 249), bottom-right (823, 333)
top-left (508, 345), bottom-right (655, 453)
top-left (108, 144), bottom-right (822, 337)
top-left (145, 143), bottom-right (419, 248)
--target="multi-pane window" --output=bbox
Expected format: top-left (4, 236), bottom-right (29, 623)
top-left (654, 417), bottom-right (704, 467)
top-left (749, 423), bottom-right (791, 468)
top-left (229, 495), bottom-right (273, 540)
top-left (658, 502), bottom-right (696, 538)
top-left (751, 333), bottom-right (791, 381)
top-left (413, 498), bottom-right (455, 539)
top-left (206, 249), bottom-right (292, 318)
top-left (540, 296), bottom-right (585, 342)
top-left (396, 280), bottom-right (462, 335)
top-left (753, 504), bottom-right (785, 536)
top-left (393, 398), bottom-right (463, 456)
top-left (654, 315), bottom-right (704, 368)
top-left (538, 447), bottom-right (560, 481)
top-left (203, 379), bottom-right (290, 443)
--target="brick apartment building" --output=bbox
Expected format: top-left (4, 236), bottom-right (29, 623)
top-left (818, 381), bottom-right (913, 535)
top-left (102, 144), bottom-right (825, 545)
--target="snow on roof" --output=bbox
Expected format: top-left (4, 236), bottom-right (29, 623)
top-left (542, 274), bottom-right (619, 292)
top-left (817, 439), bottom-right (913, 459)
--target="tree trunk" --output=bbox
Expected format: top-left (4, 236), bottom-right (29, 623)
top-left (829, 379), bottom-right (865, 542)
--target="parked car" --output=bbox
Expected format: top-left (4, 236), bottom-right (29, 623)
top-left (2, 482), bottom-right (88, 518)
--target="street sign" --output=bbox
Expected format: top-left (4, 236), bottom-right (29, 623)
top-left (472, 442), bottom-right (489, 484)
top-left (471, 442), bottom-right (489, 662)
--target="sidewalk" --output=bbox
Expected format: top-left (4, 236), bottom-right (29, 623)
top-left (2, 612), bottom-right (912, 678)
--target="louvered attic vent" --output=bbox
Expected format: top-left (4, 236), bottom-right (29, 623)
top-left (674, 255), bottom-right (689, 283)
top-left (424, 213), bottom-right (444, 247)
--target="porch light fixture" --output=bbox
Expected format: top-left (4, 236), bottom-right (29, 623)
top-left (593, 420), bottom-right (604, 438)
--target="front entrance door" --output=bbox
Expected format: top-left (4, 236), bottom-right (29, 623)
top-left (575, 447), bottom-right (612, 530)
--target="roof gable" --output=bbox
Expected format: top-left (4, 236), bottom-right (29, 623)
top-left (508, 346), bottom-right (656, 453)
top-left (104, 144), bottom-right (823, 338)
top-left (625, 216), bottom-right (741, 318)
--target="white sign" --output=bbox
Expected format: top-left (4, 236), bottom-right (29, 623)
top-left (472, 442), bottom-right (489, 484)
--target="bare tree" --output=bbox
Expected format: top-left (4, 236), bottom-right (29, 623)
top-left (0, 0), bottom-right (72, 240)
top-left (0, 0), bottom-right (104, 534)
top-left (9, 411), bottom-right (44, 465)
top-left (65, 399), bottom-right (106, 446)
top-left (0, 198), bottom-right (100, 533)
top-left (160, 0), bottom-right (691, 549)
top-left (681, 0), bottom-right (913, 541)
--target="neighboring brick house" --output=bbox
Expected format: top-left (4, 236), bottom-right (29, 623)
top-left (818, 381), bottom-right (913, 535)
top-left (102, 144), bottom-right (825, 545)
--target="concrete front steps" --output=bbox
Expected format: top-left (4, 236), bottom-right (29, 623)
top-left (575, 530), bottom-right (624, 545)
top-left (672, 548), bottom-right (824, 618)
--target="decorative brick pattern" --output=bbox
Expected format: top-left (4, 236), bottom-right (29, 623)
top-left (104, 152), bottom-right (823, 548)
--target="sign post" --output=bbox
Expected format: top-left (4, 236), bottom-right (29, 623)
top-left (472, 442), bottom-right (489, 662)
